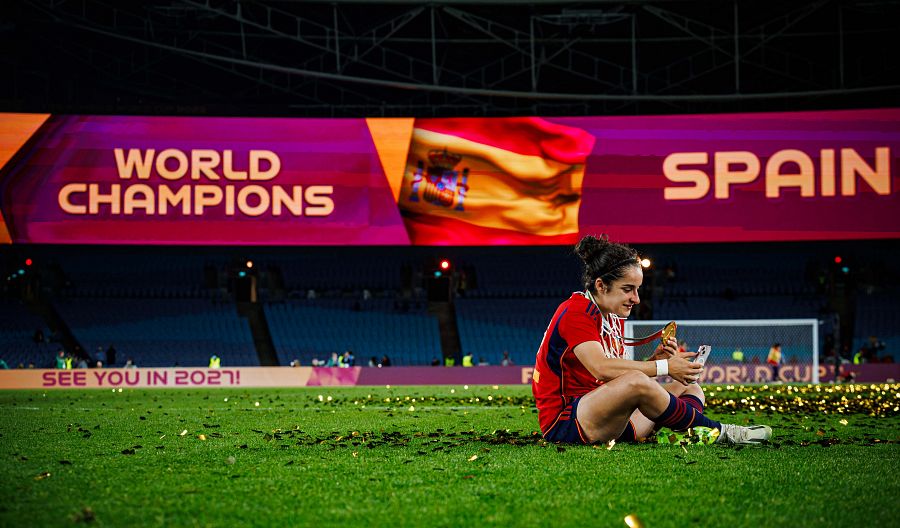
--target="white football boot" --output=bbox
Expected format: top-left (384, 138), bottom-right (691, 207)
top-left (715, 424), bottom-right (773, 445)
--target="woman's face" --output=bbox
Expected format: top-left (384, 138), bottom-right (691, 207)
top-left (594, 265), bottom-right (642, 318)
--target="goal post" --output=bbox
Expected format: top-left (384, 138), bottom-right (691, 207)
top-left (624, 319), bottom-right (820, 384)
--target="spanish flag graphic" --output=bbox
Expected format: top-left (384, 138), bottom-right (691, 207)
top-left (0, 113), bottom-right (51, 244)
top-left (397, 117), bottom-right (596, 245)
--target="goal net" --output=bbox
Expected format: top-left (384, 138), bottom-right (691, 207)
top-left (624, 319), bottom-right (820, 384)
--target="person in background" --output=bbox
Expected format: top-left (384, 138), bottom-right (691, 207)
top-left (94, 360), bottom-right (104, 368)
top-left (326, 352), bottom-right (340, 367)
top-left (209, 354), bottom-right (221, 368)
top-left (106, 344), bottom-right (117, 367)
top-left (461, 352), bottom-right (474, 367)
top-left (731, 348), bottom-right (744, 363)
top-left (76, 356), bottom-right (88, 369)
top-left (380, 355), bottom-right (391, 367)
top-left (862, 336), bottom-right (886, 362)
top-left (124, 358), bottom-right (137, 368)
top-left (767, 343), bottom-right (783, 382)
top-left (477, 357), bottom-right (490, 366)
top-left (342, 350), bottom-right (355, 367)
top-left (369, 356), bottom-right (378, 367)
top-left (431, 358), bottom-right (441, 366)
top-left (0, 358), bottom-right (9, 369)
top-left (55, 350), bottom-right (67, 369)
top-left (501, 351), bottom-right (514, 366)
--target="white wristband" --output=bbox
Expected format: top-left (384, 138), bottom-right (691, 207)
top-left (655, 359), bottom-right (669, 377)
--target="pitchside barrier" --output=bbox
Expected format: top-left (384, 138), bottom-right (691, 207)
top-left (1, 363), bottom-right (897, 390)
top-left (625, 319), bottom-right (820, 383)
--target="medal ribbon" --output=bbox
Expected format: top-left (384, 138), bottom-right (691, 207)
top-left (622, 321), bottom-right (676, 346)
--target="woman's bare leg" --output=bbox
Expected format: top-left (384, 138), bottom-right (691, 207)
top-left (575, 371), bottom-right (676, 443)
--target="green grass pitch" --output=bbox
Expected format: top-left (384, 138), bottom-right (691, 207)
top-left (1, 383), bottom-right (898, 527)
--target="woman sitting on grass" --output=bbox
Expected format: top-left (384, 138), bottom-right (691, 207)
top-left (532, 234), bottom-right (772, 445)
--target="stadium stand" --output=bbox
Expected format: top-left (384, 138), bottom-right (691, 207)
top-left (852, 291), bottom-right (899, 362)
top-left (0, 299), bottom-right (54, 368)
top-left (453, 248), bottom-right (831, 364)
top-left (53, 298), bottom-right (257, 367)
top-left (454, 250), bottom-right (580, 298)
top-left (652, 296), bottom-right (826, 320)
top-left (274, 253), bottom-right (411, 297)
top-left (264, 299), bottom-right (441, 366)
top-left (51, 252), bottom-right (213, 299)
top-left (3, 241), bottom-right (893, 369)
top-left (455, 297), bottom-right (560, 366)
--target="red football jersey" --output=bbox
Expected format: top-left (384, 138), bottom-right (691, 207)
top-left (532, 292), bottom-right (626, 433)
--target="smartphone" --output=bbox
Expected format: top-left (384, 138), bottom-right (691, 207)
top-left (694, 345), bottom-right (711, 366)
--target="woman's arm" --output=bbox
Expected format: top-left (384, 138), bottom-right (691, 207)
top-left (573, 340), bottom-right (701, 385)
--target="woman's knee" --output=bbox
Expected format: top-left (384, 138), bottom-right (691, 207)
top-left (618, 370), bottom-right (658, 398)
top-left (683, 382), bottom-right (705, 403)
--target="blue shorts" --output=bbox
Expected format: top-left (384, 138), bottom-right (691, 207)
top-left (543, 396), bottom-right (639, 445)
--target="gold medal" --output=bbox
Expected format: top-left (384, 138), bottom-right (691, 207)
top-left (624, 320), bottom-right (676, 347)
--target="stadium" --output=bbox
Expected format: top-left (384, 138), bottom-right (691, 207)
top-left (1, 1), bottom-right (899, 526)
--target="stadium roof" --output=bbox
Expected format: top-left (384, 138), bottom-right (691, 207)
top-left (3, 1), bottom-right (899, 116)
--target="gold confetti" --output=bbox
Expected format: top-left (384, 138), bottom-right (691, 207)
top-left (179, 429), bottom-right (188, 436)
top-left (839, 419), bottom-right (849, 425)
top-left (607, 439), bottom-right (616, 450)
top-left (352, 452), bottom-right (358, 458)
top-left (34, 472), bottom-right (51, 481)
top-left (198, 434), bottom-right (207, 441)
top-left (624, 514), bottom-right (645, 528)
top-left (408, 405), bottom-right (416, 412)
top-left (704, 383), bottom-right (900, 418)
top-left (468, 455), bottom-right (478, 462)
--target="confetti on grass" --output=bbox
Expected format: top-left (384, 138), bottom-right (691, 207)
top-left (624, 513), bottom-right (645, 528)
top-left (71, 507), bottom-right (96, 524)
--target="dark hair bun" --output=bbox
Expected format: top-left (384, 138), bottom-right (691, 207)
top-left (574, 234), bottom-right (609, 263)
top-left (575, 234), bottom-right (638, 291)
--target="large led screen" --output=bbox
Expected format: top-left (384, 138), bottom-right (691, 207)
top-left (0, 110), bottom-right (897, 245)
